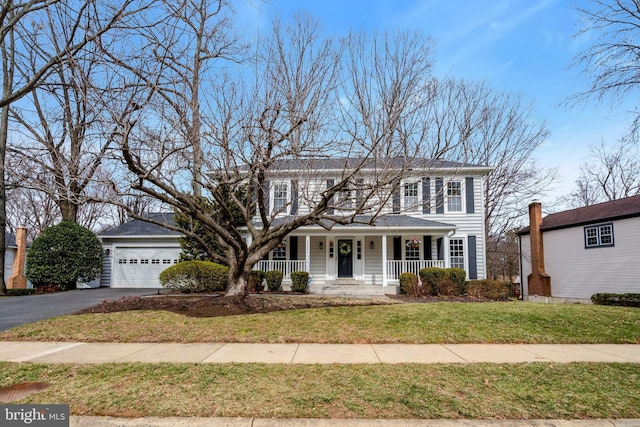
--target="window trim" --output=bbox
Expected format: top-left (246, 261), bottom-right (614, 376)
top-left (584, 222), bottom-right (615, 249)
top-left (402, 181), bottom-right (420, 212)
top-left (446, 180), bottom-right (463, 213)
top-left (449, 237), bottom-right (465, 270)
top-left (272, 182), bottom-right (289, 214)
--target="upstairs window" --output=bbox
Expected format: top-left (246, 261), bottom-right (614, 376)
top-left (584, 223), bottom-right (614, 248)
top-left (273, 183), bottom-right (288, 213)
top-left (338, 186), bottom-right (353, 209)
top-left (404, 182), bottom-right (419, 211)
top-left (447, 181), bottom-right (462, 212)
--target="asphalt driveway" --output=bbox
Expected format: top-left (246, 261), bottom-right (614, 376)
top-left (0, 288), bottom-right (156, 331)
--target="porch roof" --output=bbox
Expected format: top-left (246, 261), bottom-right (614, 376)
top-left (265, 214), bottom-right (456, 232)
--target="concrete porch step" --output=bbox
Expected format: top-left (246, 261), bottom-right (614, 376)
top-left (309, 284), bottom-right (400, 296)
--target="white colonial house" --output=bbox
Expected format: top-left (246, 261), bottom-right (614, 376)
top-left (249, 158), bottom-right (493, 294)
top-left (99, 158), bottom-right (493, 293)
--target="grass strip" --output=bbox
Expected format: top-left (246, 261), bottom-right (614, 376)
top-left (1, 362), bottom-right (639, 419)
top-left (2, 302), bottom-right (639, 344)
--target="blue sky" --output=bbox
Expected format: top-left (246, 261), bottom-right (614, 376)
top-left (239, 0), bottom-right (637, 202)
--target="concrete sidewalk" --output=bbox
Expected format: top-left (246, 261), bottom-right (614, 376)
top-left (2, 341), bottom-right (640, 364)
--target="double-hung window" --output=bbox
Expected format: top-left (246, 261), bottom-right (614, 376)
top-left (449, 238), bottom-right (464, 269)
top-left (405, 239), bottom-right (420, 260)
top-left (447, 181), bottom-right (462, 212)
top-left (404, 182), bottom-right (419, 211)
top-left (273, 183), bottom-right (288, 213)
top-left (584, 223), bottom-right (614, 248)
top-left (338, 186), bottom-right (353, 209)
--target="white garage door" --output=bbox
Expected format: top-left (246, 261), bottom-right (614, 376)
top-left (112, 247), bottom-right (182, 288)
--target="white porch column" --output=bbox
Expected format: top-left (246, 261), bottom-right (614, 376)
top-left (382, 234), bottom-right (388, 287)
top-left (305, 235), bottom-right (311, 273)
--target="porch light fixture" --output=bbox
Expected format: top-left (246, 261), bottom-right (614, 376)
top-left (370, 241), bottom-right (374, 249)
top-left (319, 241), bottom-right (323, 250)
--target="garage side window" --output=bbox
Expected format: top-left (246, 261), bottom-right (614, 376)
top-left (584, 223), bottom-right (614, 248)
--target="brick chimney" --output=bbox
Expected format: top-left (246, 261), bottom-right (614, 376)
top-left (8, 227), bottom-right (28, 289)
top-left (527, 201), bottom-right (551, 296)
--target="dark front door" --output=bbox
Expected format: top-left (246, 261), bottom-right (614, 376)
top-left (337, 239), bottom-right (353, 278)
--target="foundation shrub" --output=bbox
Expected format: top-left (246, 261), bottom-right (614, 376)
top-left (248, 270), bottom-right (265, 292)
top-left (290, 271), bottom-right (309, 293)
top-left (591, 293), bottom-right (640, 307)
top-left (399, 272), bottom-right (419, 295)
top-left (159, 260), bottom-right (228, 292)
top-left (419, 267), bottom-right (445, 295)
top-left (445, 268), bottom-right (466, 291)
top-left (265, 270), bottom-right (284, 292)
top-left (436, 277), bottom-right (462, 296)
top-left (466, 279), bottom-right (511, 300)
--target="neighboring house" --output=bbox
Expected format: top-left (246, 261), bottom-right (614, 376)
top-left (99, 159), bottom-right (493, 292)
top-left (4, 233), bottom-right (18, 285)
top-left (249, 158), bottom-right (493, 294)
top-left (99, 213), bottom-right (181, 288)
top-left (518, 196), bottom-right (640, 302)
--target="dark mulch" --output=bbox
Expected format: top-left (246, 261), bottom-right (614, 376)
top-left (73, 293), bottom-right (399, 318)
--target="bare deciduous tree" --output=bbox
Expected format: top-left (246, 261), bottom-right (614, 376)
top-left (569, 138), bottom-right (640, 206)
top-left (572, 1), bottom-right (640, 108)
top-left (109, 17), bottom-right (436, 296)
top-left (0, 0), bottom-right (149, 294)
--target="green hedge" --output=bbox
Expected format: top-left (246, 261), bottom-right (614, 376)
top-left (591, 293), bottom-right (640, 307)
top-left (466, 279), bottom-right (511, 300)
top-left (6, 288), bottom-right (36, 296)
top-left (159, 260), bottom-right (228, 293)
top-left (290, 271), bottom-right (309, 293)
top-left (265, 270), bottom-right (283, 292)
top-left (399, 272), bottom-right (419, 295)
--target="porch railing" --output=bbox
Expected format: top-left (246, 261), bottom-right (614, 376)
top-left (255, 260), bottom-right (307, 280)
top-left (386, 260), bottom-right (446, 282)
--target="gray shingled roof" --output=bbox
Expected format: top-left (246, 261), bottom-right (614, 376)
top-left (519, 195), bottom-right (640, 234)
top-left (234, 157), bottom-right (492, 174)
top-left (99, 213), bottom-right (181, 237)
top-left (270, 214), bottom-right (456, 230)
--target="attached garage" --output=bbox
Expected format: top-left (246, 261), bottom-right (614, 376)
top-left (99, 213), bottom-right (182, 288)
top-left (111, 246), bottom-right (182, 288)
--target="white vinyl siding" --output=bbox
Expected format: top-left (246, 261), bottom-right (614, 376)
top-left (536, 217), bottom-right (640, 299)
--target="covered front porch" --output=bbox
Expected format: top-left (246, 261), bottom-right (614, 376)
top-left (251, 215), bottom-right (458, 293)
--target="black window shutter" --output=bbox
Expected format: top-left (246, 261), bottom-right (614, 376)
top-left (422, 177), bottom-right (431, 214)
top-left (355, 178), bottom-right (364, 207)
top-left (437, 237), bottom-right (444, 260)
top-left (392, 184), bottom-right (401, 213)
top-left (466, 177), bottom-right (475, 214)
top-left (263, 180), bottom-right (270, 214)
top-left (467, 235), bottom-right (477, 279)
top-left (435, 178), bottom-right (444, 214)
top-left (326, 179), bottom-right (334, 215)
top-left (291, 180), bottom-right (299, 215)
top-left (393, 236), bottom-right (402, 260)
top-left (289, 236), bottom-right (298, 260)
top-left (423, 236), bottom-right (432, 260)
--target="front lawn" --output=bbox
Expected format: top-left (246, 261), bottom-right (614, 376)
top-left (2, 301), bottom-right (638, 344)
top-left (1, 362), bottom-right (639, 419)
